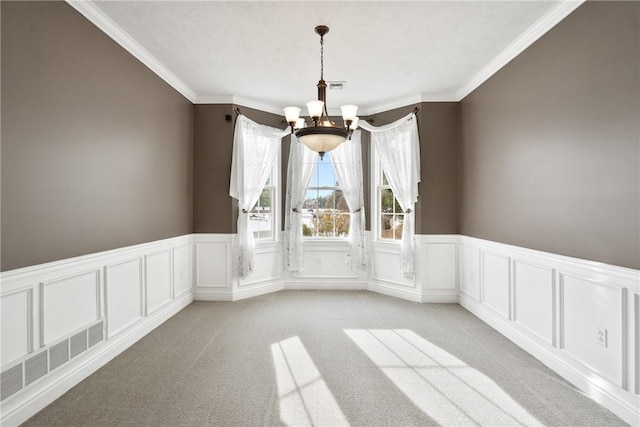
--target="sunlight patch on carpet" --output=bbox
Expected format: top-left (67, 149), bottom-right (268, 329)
top-left (271, 336), bottom-right (349, 426)
top-left (344, 329), bottom-right (543, 426)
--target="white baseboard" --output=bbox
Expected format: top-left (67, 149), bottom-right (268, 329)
top-left (193, 290), bottom-right (233, 301)
top-left (234, 281), bottom-right (285, 301)
top-left (367, 281), bottom-right (422, 303)
top-left (420, 292), bottom-right (459, 303)
top-left (285, 281), bottom-right (367, 290)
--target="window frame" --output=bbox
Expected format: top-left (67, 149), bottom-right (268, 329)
top-left (248, 150), bottom-right (280, 243)
top-left (371, 142), bottom-right (403, 243)
top-left (302, 153), bottom-right (350, 240)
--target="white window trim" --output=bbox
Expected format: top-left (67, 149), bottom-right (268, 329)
top-left (302, 156), bottom-right (350, 241)
top-left (371, 140), bottom-right (401, 245)
top-left (253, 149), bottom-right (281, 244)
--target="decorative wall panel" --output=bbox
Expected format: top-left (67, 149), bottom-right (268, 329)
top-left (513, 261), bottom-right (554, 345)
top-left (195, 241), bottom-right (230, 288)
top-left (42, 271), bottom-right (99, 345)
top-left (424, 243), bottom-right (457, 290)
top-left (460, 245), bottom-right (480, 300)
top-left (1, 290), bottom-right (31, 366)
top-left (561, 274), bottom-right (625, 386)
top-left (173, 244), bottom-right (192, 297)
top-left (240, 245), bottom-right (283, 287)
top-left (145, 251), bottom-right (172, 314)
top-left (105, 259), bottom-right (142, 338)
top-left (482, 252), bottom-right (510, 319)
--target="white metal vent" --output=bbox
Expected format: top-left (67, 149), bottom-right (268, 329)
top-left (1, 364), bottom-right (23, 401)
top-left (50, 340), bottom-right (69, 371)
top-left (328, 81), bottom-right (346, 90)
top-left (25, 351), bottom-right (48, 386)
top-left (88, 321), bottom-right (104, 347)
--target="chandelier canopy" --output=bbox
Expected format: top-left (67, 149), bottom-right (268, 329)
top-left (284, 26), bottom-right (358, 159)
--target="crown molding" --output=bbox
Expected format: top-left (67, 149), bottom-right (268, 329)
top-left (195, 95), bottom-right (284, 116)
top-left (364, 93), bottom-right (459, 116)
top-left (67, 0), bottom-right (584, 114)
top-left (195, 93), bottom-right (459, 119)
top-left (456, 0), bottom-right (585, 101)
top-left (65, 0), bottom-right (197, 103)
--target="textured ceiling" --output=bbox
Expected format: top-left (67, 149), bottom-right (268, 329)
top-left (75, 1), bottom-right (583, 114)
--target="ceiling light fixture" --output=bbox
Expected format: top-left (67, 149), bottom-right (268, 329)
top-left (284, 25), bottom-right (358, 159)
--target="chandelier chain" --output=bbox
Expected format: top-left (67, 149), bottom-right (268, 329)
top-left (320, 34), bottom-right (324, 81)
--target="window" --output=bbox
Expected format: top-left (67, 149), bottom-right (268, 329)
top-left (249, 161), bottom-right (278, 240)
top-left (379, 171), bottom-right (403, 240)
top-left (302, 153), bottom-right (350, 237)
top-left (372, 139), bottom-right (403, 242)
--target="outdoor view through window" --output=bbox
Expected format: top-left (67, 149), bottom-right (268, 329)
top-left (250, 173), bottom-right (275, 240)
top-left (249, 156), bottom-right (404, 241)
top-left (380, 171), bottom-right (403, 240)
top-left (303, 153), bottom-right (350, 237)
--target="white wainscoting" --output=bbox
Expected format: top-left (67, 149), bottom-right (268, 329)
top-left (193, 234), bottom-right (284, 301)
top-left (0, 235), bottom-right (193, 427)
top-left (4, 232), bottom-right (638, 425)
top-left (458, 236), bottom-right (640, 425)
top-left (192, 234), bottom-right (459, 301)
top-left (417, 235), bottom-right (459, 302)
top-left (286, 239), bottom-right (367, 290)
top-left (369, 235), bottom-right (459, 303)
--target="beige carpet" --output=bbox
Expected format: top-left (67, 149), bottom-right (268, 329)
top-left (23, 290), bottom-right (627, 426)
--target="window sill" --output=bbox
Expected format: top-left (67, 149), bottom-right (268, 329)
top-left (301, 238), bottom-right (349, 249)
top-left (253, 239), bottom-right (281, 250)
top-left (371, 239), bottom-right (402, 249)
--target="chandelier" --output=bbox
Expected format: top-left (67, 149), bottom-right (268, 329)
top-left (284, 26), bottom-right (358, 159)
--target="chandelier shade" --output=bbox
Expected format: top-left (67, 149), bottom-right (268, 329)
top-left (284, 25), bottom-right (358, 159)
top-left (296, 125), bottom-right (349, 154)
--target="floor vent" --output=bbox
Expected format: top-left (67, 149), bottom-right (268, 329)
top-left (88, 321), bottom-right (104, 347)
top-left (1, 320), bottom-right (104, 401)
top-left (24, 351), bottom-right (48, 386)
top-left (0, 364), bottom-right (23, 400)
top-left (70, 330), bottom-right (88, 359)
top-left (49, 340), bottom-right (69, 371)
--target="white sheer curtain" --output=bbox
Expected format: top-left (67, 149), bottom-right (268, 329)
top-left (359, 113), bottom-right (420, 279)
top-left (331, 130), bottom-right (367, 274)
top-left (284, 135), bottom-right (317, 272)
top-left (229, 114), bottom-right (288, 278)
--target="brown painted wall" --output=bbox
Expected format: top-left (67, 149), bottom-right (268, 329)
top-left (193, 105), bottom-right (283, 233)
top-left (5, 1), bottom-right (633, 271)
top-left (460, 1), bottom-right (639, 269)
top-left (193, 107), bottom-right (372, 233)
top-left (368, 102), bottom-right (460, 234)
top-left (1, 2), bottom-right (193, 271)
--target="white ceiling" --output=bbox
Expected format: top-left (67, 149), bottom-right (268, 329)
top-left (68, 0), bottom-right (584, 115)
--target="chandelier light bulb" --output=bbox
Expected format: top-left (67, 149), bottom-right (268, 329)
top-left (349, 116), bottom-right (359, 131)
top-left (294, 118), bottom-right (306, 129)
top-left (284, 106), bottom-right (301, 123)
top-left (306, 100), bottom-right (324, 120)
top-left (340, 105), bottom-right (358, 122)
